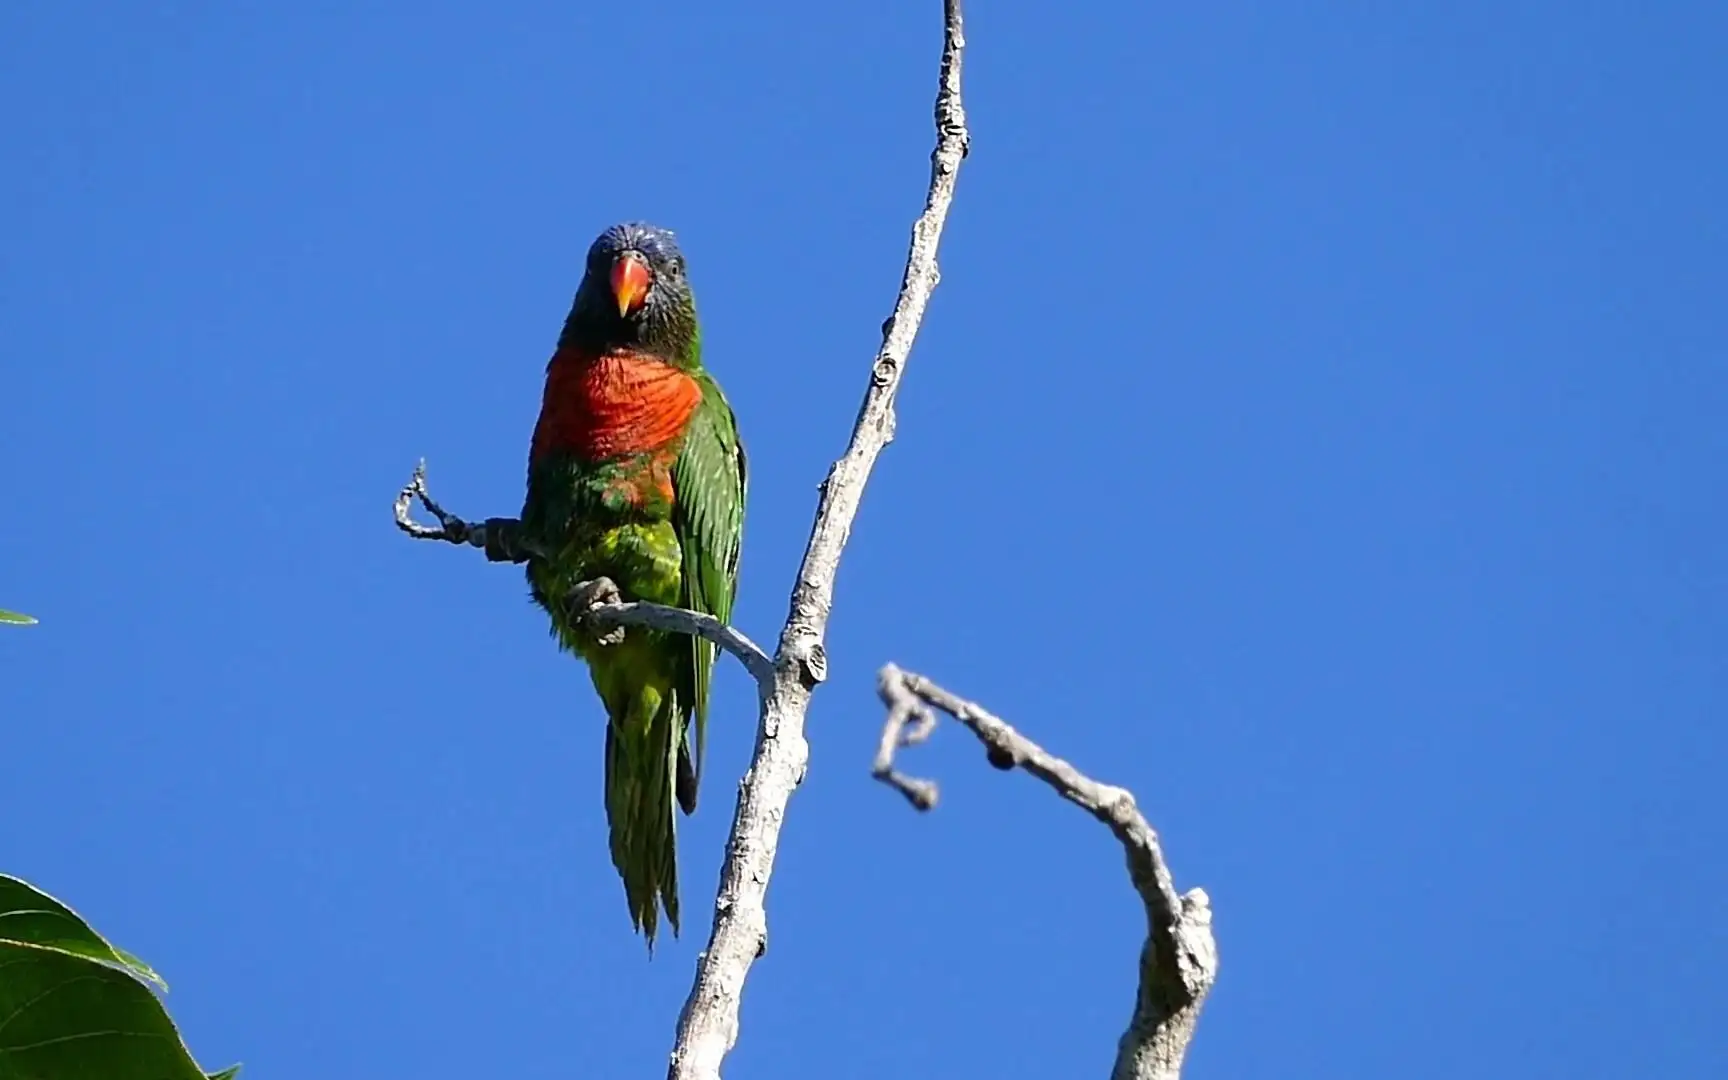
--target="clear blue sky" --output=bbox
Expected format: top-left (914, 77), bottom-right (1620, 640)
top-left (4, 2), bottom-right (1724, 1076)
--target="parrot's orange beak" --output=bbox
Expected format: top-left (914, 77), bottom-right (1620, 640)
top-left (610, 251), bottom-right (652, 318)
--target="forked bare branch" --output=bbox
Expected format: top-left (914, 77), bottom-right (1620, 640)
top-left (874, 665), bottom-right (1219, 1080)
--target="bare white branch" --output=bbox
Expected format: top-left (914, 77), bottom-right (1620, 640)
top-left (874, 664), bottom-right (1219, 1080)
top-left (665, 2), bottom-right (970, 1076)
top-left (584, 596), bottom-right (776, 689)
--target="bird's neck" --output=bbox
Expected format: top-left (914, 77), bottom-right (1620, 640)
top-left (530, 347), bottom-right (703, 464)
top-left (559, 304), bottom-right (699, 370)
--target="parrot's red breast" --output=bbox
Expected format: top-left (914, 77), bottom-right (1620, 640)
top-left (530, 348), bottom-right (704, 490)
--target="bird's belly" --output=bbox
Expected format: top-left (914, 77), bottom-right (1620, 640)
top-left (530, 520), bottom-right (682, 655)
top-left (583, 521), bottom-right (683, 606)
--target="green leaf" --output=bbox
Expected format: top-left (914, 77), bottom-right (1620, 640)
top-left (0, 876), bottom-right (240, 1080)
top-left (0, 874), bottom-right (163, 988)
top-left (0, 610), bottom-right (36, 626)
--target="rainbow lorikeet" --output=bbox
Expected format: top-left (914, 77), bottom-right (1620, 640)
top-left (520, 222), bottom-right (746, 944)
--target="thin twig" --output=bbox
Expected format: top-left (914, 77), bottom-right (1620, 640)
top-left (394, 461), bottom-right (540, 563)
top-left (665, 3), bottom-right (970, 1077)
top-left (872, 677), bottom-right (940, 809)
top-left (874, 665), bottom-right (1219, 1080)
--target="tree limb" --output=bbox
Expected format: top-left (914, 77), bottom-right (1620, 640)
top-left (394, 463), bottom-right (774, 683)
top-left (873, 664), bottom-right (1219, 1080)
top-left (665, 3), bottom-right (969, 1076)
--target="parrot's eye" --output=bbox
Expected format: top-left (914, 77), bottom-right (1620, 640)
top-left (667, 257), bottom-right (686, 278)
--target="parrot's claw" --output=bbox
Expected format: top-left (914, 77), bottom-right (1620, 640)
top-left (571, 577), bottom-right (628, 646)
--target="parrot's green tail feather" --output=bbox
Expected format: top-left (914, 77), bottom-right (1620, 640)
top-left (675, 730), bottom-right (699, 815)
top-left (604, 686), bottom-right (682, 946)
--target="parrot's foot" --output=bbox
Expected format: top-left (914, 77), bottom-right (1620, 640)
top-left (571, 577), bottom-right (628, 646)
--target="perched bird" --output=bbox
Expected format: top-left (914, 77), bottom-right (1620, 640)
top-left (520, 222), bottom-right (746, 944)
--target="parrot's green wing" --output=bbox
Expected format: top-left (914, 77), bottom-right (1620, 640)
top-left (671, 370), bottom-right (746, 812)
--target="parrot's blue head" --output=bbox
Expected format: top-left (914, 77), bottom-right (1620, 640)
top-left (563, 221), bottom-right (699, 365)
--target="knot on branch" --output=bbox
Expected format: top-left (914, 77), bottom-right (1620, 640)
top-left (1169, 889), bottom-right (1218, 1004)
top-left (802, 642), bottom-right (829, 684)
top-left (777, 622), bottom-right (830, 689)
